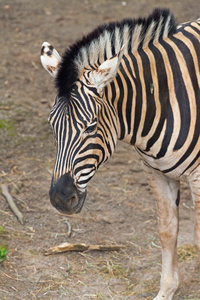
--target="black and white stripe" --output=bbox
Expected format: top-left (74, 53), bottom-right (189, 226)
top-left (50, 8), bottom-right (200, 189)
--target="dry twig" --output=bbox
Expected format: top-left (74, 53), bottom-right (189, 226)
top-left (0, 106), bottom-right (10, 110)
top-left (1, 184), bottom-right (24, 225)
top-left (64, 220), bottom-right (72, 237)
top-left (44, 242), bottom-right (126, 256)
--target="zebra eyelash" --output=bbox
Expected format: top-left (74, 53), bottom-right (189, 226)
top-left (84, 121), bottom-right (97, 134)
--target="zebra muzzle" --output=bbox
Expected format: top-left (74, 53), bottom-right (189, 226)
top-left (49, 173), bottom-right (87, 215)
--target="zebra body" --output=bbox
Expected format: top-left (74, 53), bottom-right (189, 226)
top-left (41, 9), bottom-right (200, 300)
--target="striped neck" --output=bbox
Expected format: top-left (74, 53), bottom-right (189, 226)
top-left (106, 42), bottom-right (169, 151)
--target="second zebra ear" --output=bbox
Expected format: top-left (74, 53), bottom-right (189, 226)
top-left (40, 42), bottom-right (61, 77)
top-left (89, 45), bottom-right (125, 93)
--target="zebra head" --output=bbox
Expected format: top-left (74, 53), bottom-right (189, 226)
top-left (41, 42), bottom-right (124, 214)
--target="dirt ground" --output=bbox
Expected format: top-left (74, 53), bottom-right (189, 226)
top-left (0, 0), bottom-right (200, 299)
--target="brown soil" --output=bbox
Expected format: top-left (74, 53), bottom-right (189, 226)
top-left (0, 1), bottom-right (199, 299)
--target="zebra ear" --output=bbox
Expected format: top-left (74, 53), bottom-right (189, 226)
top-left (40, 42), bottom-right (61, 77)
top-left (90, 45), bottom-right (125, 93)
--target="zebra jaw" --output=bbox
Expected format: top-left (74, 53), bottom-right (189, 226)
top-left (40, 42), bottom-right (61, 77)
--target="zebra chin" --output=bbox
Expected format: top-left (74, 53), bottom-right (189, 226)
top-left (49, 173), bottom-right (87, 215)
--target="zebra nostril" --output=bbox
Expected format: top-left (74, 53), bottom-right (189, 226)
top-left (70, 195), bottom-right (79, 208)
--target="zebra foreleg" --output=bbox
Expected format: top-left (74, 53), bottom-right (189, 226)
top-left (188, 166), bottom-right (200, 256)
top-left (143, 163), bottom-right (180, 300)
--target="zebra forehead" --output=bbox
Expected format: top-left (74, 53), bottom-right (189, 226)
top-left (55, 8), bottom-right (177, 100)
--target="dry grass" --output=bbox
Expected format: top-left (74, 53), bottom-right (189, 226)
top-left (178, 244), bottom-right (198, 261)
top-left (1, 221), bottom-right (199, 299)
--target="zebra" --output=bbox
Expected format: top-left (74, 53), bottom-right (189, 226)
top-left (40, 8), bottom-right (200, 300)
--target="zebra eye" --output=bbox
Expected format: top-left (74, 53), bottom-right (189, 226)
top-left (84, 122), bottom-right (97, 134)
top-left (86, 79), bottom-right (91, 85)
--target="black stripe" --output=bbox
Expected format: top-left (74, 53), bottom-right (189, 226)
top-left (104, 86), bottom-right (118, 135)
top-left (156, 104), bottom-right (173, 158)
top-left (182, 29), bottom-right (200, 72)
top-left (74, 154), bottom-right (100, 166)
top-left (155, 40), bottom-right (179, 158)
top-left (163, 97), bottom-right (200, 174)
top-left (50, 100), bottom-right (66, 127)
top-left (79, 142), bottom-right (105, 155)
top-left (139, 49), bottom-right (156, 137)
top-left (130, 53), bottom-right (142, 145)
top-left (76, 82), bottom-right (91, 115)
top-left (116, 73), bottom-right (126, 140)
top-left (110, 81), bottom-right (116, 106)
top-left (78, 171), bottom-right (96, 185)
top-left (145, 44), bottom-right (169, 152)
top-left (108, 102), bottom-right (118, 135)
top-left (75, 164), bottom-right (96, 176)
top-left (77, 142), bottom-right (106, 168)
top-left (66, 115), bottom-right (83, 167)
top-left (176, 190), bottom-right (180, 207)
top-left (55, 128), bottom-right (67, 175)
top-left (182, 152), bottom-right (200, 175)
top-left (99, 106), bottom-right (116, 147)
top-left (58, 116), bottom-right (74, 172)
top-left (120, 57), bottom-right (133, 135)
top-left (189, 24), bottom-right (200, 35)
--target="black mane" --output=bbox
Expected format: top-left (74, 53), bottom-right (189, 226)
top-left (56, 8), bottom-right (177, 99)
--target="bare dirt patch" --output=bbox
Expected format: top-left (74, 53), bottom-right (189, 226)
top-left (0, 1), bottom-right (199, 299)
